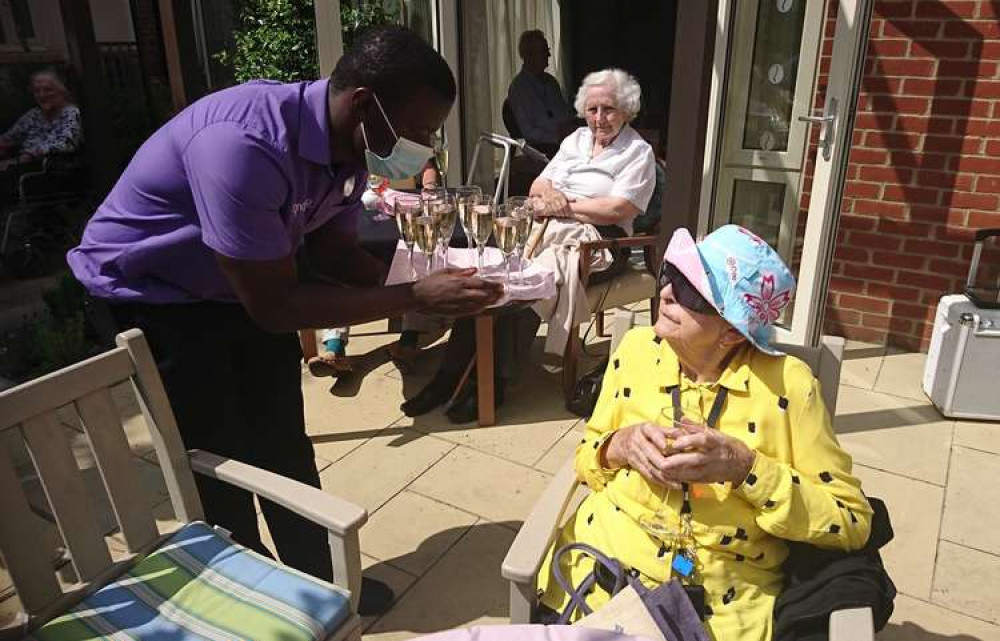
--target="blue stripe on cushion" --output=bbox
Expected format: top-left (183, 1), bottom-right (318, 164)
top-left (160, 523), bottom-right (351, 634)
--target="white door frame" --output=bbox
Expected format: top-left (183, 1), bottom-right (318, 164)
top-left (788, 0), bottom-right (873, 345)
top-left (699, 0), bottom-right (874, 346)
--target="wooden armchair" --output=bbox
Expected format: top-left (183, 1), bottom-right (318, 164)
top-left (0, 329), bottom-right (366, 640)
top-left (560, 236), bottom-right (660, 396)
top-left (505, 311), bottom-right (870, 639)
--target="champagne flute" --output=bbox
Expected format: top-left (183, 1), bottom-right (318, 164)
top-left (413, 215), bottom-right (440, 277)
top-left (638, 398), bottom-right (704, 546)
top-left (394, 194), bottom-right (421, 278)
top-left (511, 198), bottom-right (537, 283)
top-left (455, 185), bottom-right (482, 251)
top-left (493, 210), bottom-right (519, 285)
top-left (470, 201), bottom-right (495, 272)
top-left (432, 195), bottom-right (457, 269)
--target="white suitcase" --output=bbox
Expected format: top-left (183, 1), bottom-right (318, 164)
top-left (923, 294), bottom-right (1000, 420)
top-left (922, 229), bottom-right (1000, 420)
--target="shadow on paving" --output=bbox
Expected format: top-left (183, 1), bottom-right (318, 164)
top-left (364, 521), bottom-right (522, 635)
top-left (878, 621), bottom-right (992, 641)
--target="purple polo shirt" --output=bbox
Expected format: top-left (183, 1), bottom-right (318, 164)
top-left (67, 78), bottom-right (367, 303)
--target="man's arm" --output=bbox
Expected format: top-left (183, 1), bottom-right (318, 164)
top-left (217, 252), bottom-right (502, 332)
top-left (304, 220), bottom-right (387, 287)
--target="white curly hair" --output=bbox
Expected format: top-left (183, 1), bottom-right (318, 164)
top-left (573, 68), bottom-right (642, 122)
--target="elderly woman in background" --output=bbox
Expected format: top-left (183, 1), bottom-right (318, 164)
top-left (0, 70), bottom-right (82, 202)
top-left (401, 68), bottom-right (655, 423)
top-left (0, 70), bottom-right (82, 165)
top-left (536, 225), bottom-right (873, 641)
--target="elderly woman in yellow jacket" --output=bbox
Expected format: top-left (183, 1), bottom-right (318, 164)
top-left (537, 225), bottom-right (872, 641)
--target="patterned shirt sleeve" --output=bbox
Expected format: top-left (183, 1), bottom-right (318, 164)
top-left (1, 108), bottom-right (37, 146)
top-left (733, 372), bottom-right (873, 551)
top-left (574, 331), bottom-right (633, 490)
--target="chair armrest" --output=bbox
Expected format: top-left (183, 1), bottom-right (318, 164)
top-left (578, 234), bottom-right (659, 285)
top-left (829, 606), bottom-right (874, 641)
top-left (189, 449), bottom-right (367, 536)
top-left (502, 458), bottom-right (580, 584)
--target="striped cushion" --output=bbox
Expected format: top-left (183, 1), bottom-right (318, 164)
top-left (31, 522), bottom-right (352, 641)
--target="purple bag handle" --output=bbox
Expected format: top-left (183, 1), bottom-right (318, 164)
top-left (550, 542), bottom-right (710, 641)
top-left (551, 542), bottom-right (629, 623)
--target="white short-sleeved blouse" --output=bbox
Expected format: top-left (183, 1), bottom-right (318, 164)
top-left (539, 125), bottom-right (655, 235)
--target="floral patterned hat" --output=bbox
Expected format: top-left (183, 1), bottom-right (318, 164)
top-left (663, 225), bottom-right (796, 355)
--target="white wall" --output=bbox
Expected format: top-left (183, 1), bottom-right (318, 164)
top-left (89, 0), bottom-right (135, 42)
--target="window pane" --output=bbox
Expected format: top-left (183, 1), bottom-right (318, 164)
top-left (729, 179), bottom-right (785, 249)
top-left (11, 0), bottom-right (35, 39)
top-left (741, 0), bottom-right (807, 152)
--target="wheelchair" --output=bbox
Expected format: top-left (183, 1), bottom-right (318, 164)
top-left (0, 151), bottom-right (91, 278)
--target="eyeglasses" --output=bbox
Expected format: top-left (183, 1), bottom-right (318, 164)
top-left (658, 261), bottom-right (718, 316)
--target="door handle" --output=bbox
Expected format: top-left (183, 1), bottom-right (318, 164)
top-left (797, 114), bottom-right (834, 125)
top-left (796, 98), bottom-right (838, 161)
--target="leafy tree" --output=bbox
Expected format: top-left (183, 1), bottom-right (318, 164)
top-left (218, 0), bottom-right (320, 82)
top-left (218, 0), bottom-right (400, 83)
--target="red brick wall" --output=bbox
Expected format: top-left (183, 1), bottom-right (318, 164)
top-left (820, 0), bottom-right (1000, 351)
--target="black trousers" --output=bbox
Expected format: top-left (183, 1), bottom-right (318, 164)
top-left (109, 301), bottom-right (333, 582)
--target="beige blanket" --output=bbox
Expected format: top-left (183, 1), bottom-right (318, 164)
top-left (529, 219), bottom-right (611, 355)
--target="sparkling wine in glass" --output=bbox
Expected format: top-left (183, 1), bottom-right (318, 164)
top-left (432, 197), bottom-right (457, 269)
top-left (511, 199), bottom-right (537, 283)
top-left (413, 215), bottom-right (439, 276)
top-left (455, 185), bottom-right (482, 250)
top-left (493, 215), bottom-right (518, 285)
top-left (394, 195), bottom-right (421, 277)
top-left (471, 202), bottom-right (494, 271)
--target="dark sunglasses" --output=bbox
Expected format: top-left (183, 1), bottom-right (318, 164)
top-left (658, 261), bottom-right (718, 315)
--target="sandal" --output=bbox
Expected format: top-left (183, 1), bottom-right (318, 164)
top-left (307, 352), bottom-right (353, 378)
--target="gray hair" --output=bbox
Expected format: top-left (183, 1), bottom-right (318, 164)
top-left (573, 68), bottom-right (641, 122)
top-left (31, 69), bottom-right (69, 95)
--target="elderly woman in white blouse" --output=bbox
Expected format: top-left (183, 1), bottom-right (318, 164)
top-left (531, 68), bottom-right (655, 239)
top-left (401, 68), bottom-right (655, 424)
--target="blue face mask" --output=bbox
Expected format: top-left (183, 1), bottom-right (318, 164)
top-left (361, 93), bottom-right (434, 180)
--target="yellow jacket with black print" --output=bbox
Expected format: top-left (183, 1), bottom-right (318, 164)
top-left (537, 327), bottom-right (872, 641)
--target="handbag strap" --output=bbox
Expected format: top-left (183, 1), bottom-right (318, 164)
top-left (552, 542), bottom-right (629, 623)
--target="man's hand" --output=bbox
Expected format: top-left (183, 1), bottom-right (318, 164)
top-left (411, 267), bottom-right (504, 316)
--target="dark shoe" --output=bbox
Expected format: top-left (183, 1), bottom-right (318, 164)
top-left (400, 371), bottom-right (460, 417)
top-left (387, 341), bottom-right (420, 374)
top-left (357, 576), bottom-right (395, 616)
top-left (445, 378), bottom-right (505, 424)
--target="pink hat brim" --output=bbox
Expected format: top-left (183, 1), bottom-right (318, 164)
top-left (663, 228), bottom-right (721, 313)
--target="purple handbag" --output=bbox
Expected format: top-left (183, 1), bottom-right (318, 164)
top-left (551, 542), bottom-right (710, 641)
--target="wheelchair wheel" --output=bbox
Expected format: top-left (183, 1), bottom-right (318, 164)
top-left (0, 209), bottom-right (57, 279)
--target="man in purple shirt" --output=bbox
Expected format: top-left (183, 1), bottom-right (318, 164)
top-left (68, 26), bottom-right (501, 614)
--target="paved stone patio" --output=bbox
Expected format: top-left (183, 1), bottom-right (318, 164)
top-left (2, 306), bottom-right (999, 640)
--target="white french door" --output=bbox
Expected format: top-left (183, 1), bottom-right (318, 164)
top-left (707, 0), bottom-right (873, 346)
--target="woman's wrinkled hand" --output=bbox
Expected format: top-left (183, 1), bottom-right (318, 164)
top-left (536, 188), bottom-right (573, 219)
top-left (656, 420), bottom-right (756, 486)
top-left (603, 423), bottom-right (684, 489)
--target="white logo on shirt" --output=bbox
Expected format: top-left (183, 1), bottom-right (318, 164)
top-left (291, 199), bottom-right (314, 215)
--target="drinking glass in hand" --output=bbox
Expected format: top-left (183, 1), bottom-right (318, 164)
top-left (394, 194), bottom-right (421, 277)
top-left (455, 185), bottom-right (482, 250)
top-left (413, 215), bottom-right (439, 276)
top-left (470, 201), bottom-right (495, 271)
